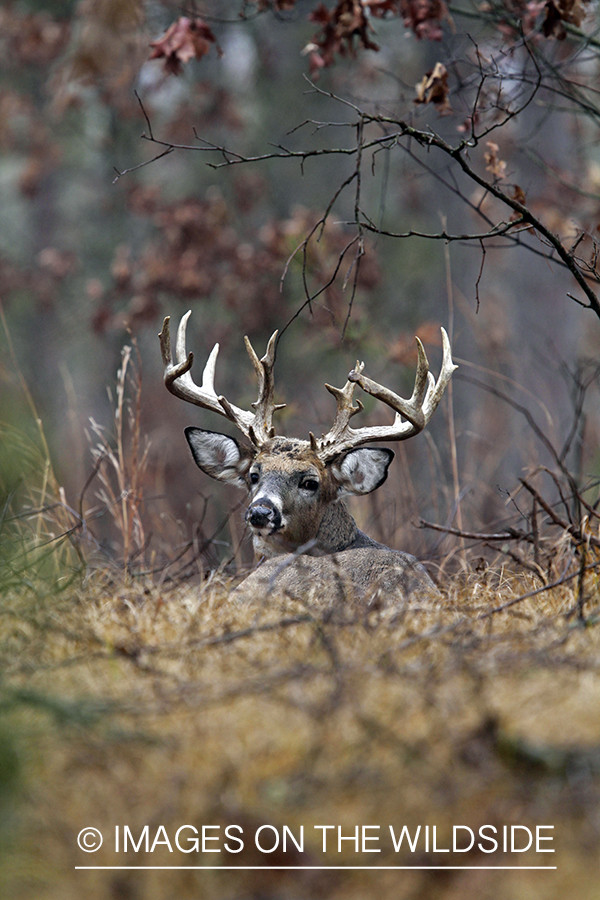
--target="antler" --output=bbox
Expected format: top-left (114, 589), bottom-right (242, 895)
top-left (159, 310), bottom-right (284, 446)
top-left (315, 328), bottom-right (457, 462)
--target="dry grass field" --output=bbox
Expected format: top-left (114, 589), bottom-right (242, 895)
top-left (2, 536), bottom-right (600, 900)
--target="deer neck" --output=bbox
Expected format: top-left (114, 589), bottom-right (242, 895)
top-left (312, 499), bottom-right (360, 555)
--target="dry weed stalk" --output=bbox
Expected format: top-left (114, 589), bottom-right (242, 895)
top-left (86, 343), bottom-right (149, 574)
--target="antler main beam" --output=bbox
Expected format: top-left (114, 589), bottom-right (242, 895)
top-left (316, 328), bottom-right (457, 462)
top-left (159, 311), bottom-right (283, 446)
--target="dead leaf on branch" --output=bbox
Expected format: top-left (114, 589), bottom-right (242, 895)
top-left (304, 0), bottom-right (380, 75)
top-left (399, 0), bottom-right (450, 40)
top-left (509, 185), bottom-right (534, 230)
top-left (511, 185), bottom-right (527, 207)
top-left (414, 62), bottom-right (452, 113)
top-left (484, 141), bottom-right (507, 180)
top-left (497, 0), bottom-right (592, 40)
top-left (542, 0), bottom-right (591, 36)
top-left (149, 17), bottom-right (220, 76)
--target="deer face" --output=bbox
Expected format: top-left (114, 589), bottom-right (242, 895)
top-left (185, 429), bottom-right (393, 557)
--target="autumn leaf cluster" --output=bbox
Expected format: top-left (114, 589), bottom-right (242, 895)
top-left (88, 187), bottom-right (380, 336)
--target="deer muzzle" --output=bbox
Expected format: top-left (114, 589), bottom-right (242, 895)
top-left (246, 498), bottom-right (282, 534)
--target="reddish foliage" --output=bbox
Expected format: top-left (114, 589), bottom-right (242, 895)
top-left (400, 0), bottom-right (448, 40)
top-left (0, 7), bottom-right (70, 67)
top-left (91, 189), bottom-right (380, 335)
top-left (0, 248), bottom-right (78, 312)
top-left (303, 0), bottom-right (448, 72)
top-left (496, 0), bottom-right (591, 40)
top-left (149, 17), bottom-right (220, 75)
top-left (305, 1), bottom-right (380, 74)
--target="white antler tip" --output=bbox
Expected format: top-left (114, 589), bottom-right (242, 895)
top-left (440, 327), bottom-right (458, 372)
top-left (201, 342), bottom-right (220, 392)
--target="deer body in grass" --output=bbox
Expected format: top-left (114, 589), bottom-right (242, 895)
top-left (160, 312), bottom-right (456, 598)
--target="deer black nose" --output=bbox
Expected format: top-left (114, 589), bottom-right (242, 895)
top-left (246, 499), bottom-right (282, 531)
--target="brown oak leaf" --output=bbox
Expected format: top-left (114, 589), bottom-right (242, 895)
top-left (306, 0), bottom-right (380, 73)
top-left (149, 17), bottom-right (219, 76)
top-left (414, 62), bottom-right (452, 113)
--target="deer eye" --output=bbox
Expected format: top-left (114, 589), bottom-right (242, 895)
top-left (249, 471), bottom-right (260, 485)
top-left (301, 478), bottom-right (319, 492)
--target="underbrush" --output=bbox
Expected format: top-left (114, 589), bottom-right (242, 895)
top-left (2, 543), bottom-right (600, 900)
top-left (2, 350), bottom-right (600, 900)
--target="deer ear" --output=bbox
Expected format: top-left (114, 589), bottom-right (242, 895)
top-left (184, 427), bottom-right (253, 487)
top-left (332, 447), bottom-right (394, 496)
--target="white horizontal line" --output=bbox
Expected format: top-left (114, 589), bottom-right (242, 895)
top-left (75, 866), bottom-right (558, 871)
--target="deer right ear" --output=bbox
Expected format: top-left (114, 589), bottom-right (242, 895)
top-left (184, 427), bottom-right (253, 487)
top-left (332, 447), bottom-right (394, 496)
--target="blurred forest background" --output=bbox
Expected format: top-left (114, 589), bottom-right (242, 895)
top-left (2, 0), bottom-right (600, 578)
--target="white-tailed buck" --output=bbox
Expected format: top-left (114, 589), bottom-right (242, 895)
top-left (160, 311), bottom-right (456, 599)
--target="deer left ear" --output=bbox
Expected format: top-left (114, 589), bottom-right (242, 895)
top-left (184, 427), bottom-right (253, 488)
top-left (332, 447), bottom-right (394, 496)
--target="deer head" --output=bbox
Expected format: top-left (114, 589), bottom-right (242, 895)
top-left (159, 311), bottom-right (456, 560)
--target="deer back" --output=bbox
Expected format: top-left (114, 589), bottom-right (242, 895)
top-left (232, 548), bottom-right (439, 604)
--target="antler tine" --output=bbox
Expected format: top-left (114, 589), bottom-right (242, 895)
top-left (411, 337), bottom-right (432, 410)
top-left (316, 361), bottom-right (365, 449)
top-left (244, 331), bottom-right (286, 443)
top-left (160, 314), bottom-right (191, 382)
top-left (316, 328), bottom-right (457, 462)
top-left (159, 311), bottom-right (254, 437)
top-left (347, 349), bottom-right (427, 433)
top-left (159, 313), bottom-right (193, 389)
top-left (423, 327), bottom-right (456, 415)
